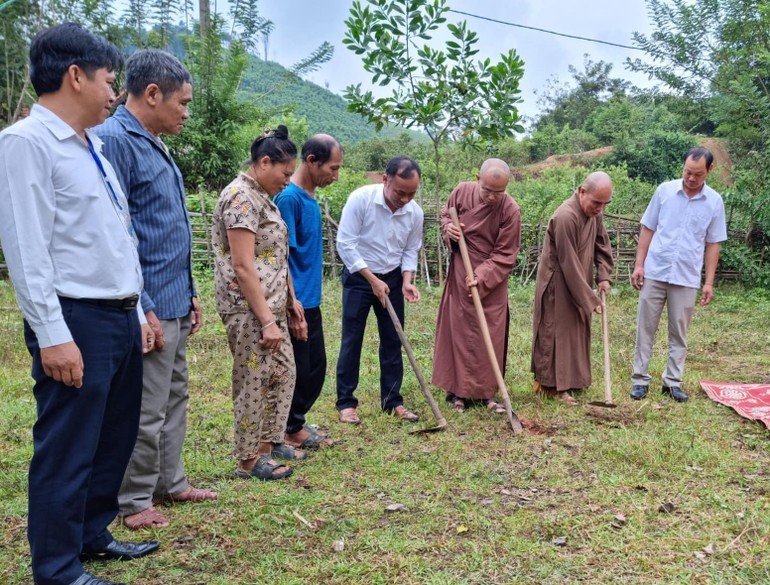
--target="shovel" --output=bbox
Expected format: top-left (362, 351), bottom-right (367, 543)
top-left (449, 207), bottom-right (523, 434)
top-left (588, 289), bottom-right (617, 408)
top-left (383, 296), bottom-right (448, 433)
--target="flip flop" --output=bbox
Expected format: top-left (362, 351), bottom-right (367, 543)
top-left (234, 455), bottom-right (293, 481)
top-left (486, 400), bottom-right (506, 414)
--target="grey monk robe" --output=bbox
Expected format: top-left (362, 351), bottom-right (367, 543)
top-left (432, 182), bottom-right (521, 399)
top-left (531, 192), bottom-right (613, 391)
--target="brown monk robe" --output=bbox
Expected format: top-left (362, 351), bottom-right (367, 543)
top-left (432, 159), bottom-right (521, 412)
top-left (531, 172), bottom-right (614, 404)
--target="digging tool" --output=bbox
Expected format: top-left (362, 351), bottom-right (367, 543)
top-left (383, 296), bottom-right (448, 433)
top-left (449, 207), bottom-right (524, 434)
top-left (588, 289), bottom-right (617, 408)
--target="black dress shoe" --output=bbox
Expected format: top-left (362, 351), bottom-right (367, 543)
top-left (662, 385), bottom-right (689, 402)
top-left (81, 539), bottom-right (160, 561)
top-left (69, 571), bottom-right (126, 585)
top-left (630, 385), bottom-right (648, 400)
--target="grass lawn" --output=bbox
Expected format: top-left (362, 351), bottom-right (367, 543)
top-left (1, 276), bottom-right (769, 584)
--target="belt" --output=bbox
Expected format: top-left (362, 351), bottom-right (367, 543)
top-left (79, 295), bottom-right (140, 310)
top-left (371, 268), bottom-right (400, 279)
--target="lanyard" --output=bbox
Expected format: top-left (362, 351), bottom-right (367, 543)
top-left (86, 136), bottom-right (123, 211)
top-left (85, 136), bottom-right (137, 245)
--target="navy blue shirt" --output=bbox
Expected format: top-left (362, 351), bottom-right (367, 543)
top-left (274, 182), bottom-right (323, 309)
top-left (94, 106), bottom-right (195, 319)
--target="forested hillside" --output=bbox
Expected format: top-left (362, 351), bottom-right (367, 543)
top-left (241, 57), bottom-right (407, 145)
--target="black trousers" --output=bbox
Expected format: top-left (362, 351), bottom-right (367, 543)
top-left (24, 298), bottom-right (143, 585)
top-left (335, 268), bottom-right (405, 412)
top-left (285, 307), bottom-right (326, 434)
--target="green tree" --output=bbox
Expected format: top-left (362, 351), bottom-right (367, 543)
top-left (343, 0), bottom-right (526, 283)
top-left (533, 55), bottom-right (630, 133)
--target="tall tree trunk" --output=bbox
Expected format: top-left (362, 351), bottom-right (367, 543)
top-left (433, 140), bottom-right (443, 286)
top-left (199, 0), bottom-right (210, 37)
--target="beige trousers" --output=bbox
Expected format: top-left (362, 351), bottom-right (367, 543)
top-left (223, 312), bottom-right (295, 460)
top-left (632, 278), bottom-right (698, 388)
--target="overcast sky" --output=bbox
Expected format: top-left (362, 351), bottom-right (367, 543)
top-left (256, 0), bottom-right (657, 120)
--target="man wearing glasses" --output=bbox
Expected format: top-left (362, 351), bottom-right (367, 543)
top-left (432, 159), bottom-right (522, 413)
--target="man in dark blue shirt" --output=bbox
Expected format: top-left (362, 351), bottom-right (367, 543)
top-left (275, 135), bottom-right (342, 449)
top-left (95, 49), bottom-right (217, 530)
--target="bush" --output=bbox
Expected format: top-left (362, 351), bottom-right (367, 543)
top-left (606, 129), bottom-right (694, 185)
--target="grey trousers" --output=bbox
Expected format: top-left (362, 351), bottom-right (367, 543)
top-left (119, 314), bottom-right (192, 515)
top-left (631, 278), bottom-right (697, 388)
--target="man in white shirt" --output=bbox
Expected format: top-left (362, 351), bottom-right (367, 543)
top-left (630, 147), bottom-right (728, 403)
top-left (0, 23), bottom-right (158, 585)
top-left (335, 156), bottom-right (424, 424)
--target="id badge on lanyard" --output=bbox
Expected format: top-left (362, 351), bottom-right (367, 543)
top-left (86, 136), bottom-right (138, 245)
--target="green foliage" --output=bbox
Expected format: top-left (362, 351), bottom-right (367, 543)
top-left (165, 17), bottom-right (257, 191)
top-left (239, 57), bottom-right (381, 145)
top-left (606, 128), bottom-right (694, 185)
top-left (528, 123), bottom-right (600, 162)
top-left (533, 55), bottom-right (630, 134)
top-left (628, 0), bottom-right (770, 273)
top-left (343, 0), bottom-right (526, 146)
top-left (316, 168), bottom-right (372, 221)
top-left (343, 132), bottom-right (430, 173)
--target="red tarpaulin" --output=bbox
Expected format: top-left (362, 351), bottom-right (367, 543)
top-left (700, 380), bottom-right (770, 430)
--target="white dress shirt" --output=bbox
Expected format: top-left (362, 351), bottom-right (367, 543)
top-left (641, 178), bottom-right (727, 288)
top-left (0, 104), bottom-right (145, 348)
top-left (336, 183), bottom-right (423, 275)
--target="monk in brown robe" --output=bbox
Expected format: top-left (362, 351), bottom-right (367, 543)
top-left (531, 171), bottom-right (614, 405)
top-left (432, 159), bottom-right (522, 413)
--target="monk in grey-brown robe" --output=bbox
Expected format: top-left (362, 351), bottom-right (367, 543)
top-left (531, 173), bottom-right (614, 398)
top-left (432, 170), bottom-right (521, 406)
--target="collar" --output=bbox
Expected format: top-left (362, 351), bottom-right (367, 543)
top-left (677, 179), bottom-right (707, 200)
top-left (238, 172), bottom-right (270, 198)
top-left (30, 103), bottom-right (80, 142)
top-left (114, 105), bottom-right (170, 153)
top-left (374, 184), bottom-right (409, 215)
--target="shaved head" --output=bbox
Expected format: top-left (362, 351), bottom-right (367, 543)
top-left (578, 171), bottom-right (613, 217)
top-left (477, 158), bottom-right (510, 205)
top-left (479, 158), bottom-right (510, 182)
top-left (582, 171), bottom-right (613, 194)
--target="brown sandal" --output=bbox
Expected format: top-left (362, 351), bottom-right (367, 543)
top-left (486, 400), bottom-right (506, 414)
top-left (168, 487), bottom-right (218, 503)
top-left (123, 506), bottom-right (170, 530)
top-left (452, 398), bottom-right (466, 413)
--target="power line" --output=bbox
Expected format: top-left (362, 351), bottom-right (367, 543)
top-left (448, 9), bottom-right (644, 52)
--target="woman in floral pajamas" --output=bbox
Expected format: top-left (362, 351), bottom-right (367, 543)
top-left (213, 126), bottom-right (308, 480)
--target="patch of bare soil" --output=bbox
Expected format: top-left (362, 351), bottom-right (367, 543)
top-left (511, 146), bottom-right (613, 180)
top-left (584, 405), bottom-right (640, 426)
top-left (519, 416), bottom-right (560, 436)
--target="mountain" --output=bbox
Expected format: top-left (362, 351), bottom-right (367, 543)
top-left (239, 57), bottom-right (419, 145)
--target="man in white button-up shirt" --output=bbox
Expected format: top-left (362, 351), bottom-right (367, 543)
top-left (335, 156), bottom-right (424, 424)
top-left (630, 147), bottom-right (727, 403)
top-left (0, 23), bottom-right (158, 585)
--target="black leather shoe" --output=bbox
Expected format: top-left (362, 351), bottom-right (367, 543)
top-left (69, 571), bottom-right (126, 585)
top-left (662, 385), bottom-right (689, 402)
top-left (630, 385), bottom-right (648, 400)
top-left (81, 539), bottom-right (160, 561)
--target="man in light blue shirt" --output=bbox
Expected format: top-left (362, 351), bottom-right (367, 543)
top-left (630, 147), bottom-right (727, 402)
top-left (94, 49), bottom-right (217, 531)
top-left (0, 23), bottom-right (158, 585)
